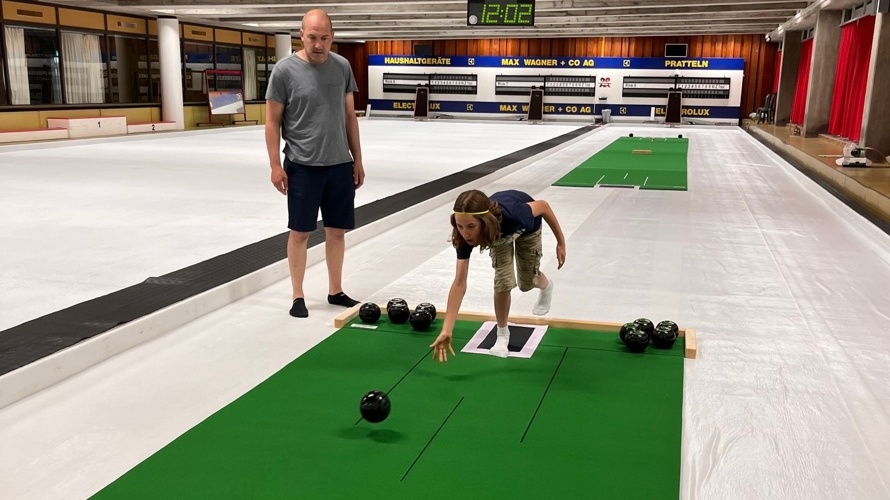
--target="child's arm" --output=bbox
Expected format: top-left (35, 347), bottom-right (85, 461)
top-left (430, 258), bottom-right (470, 362)
top-left (528, 200), bottom-right (566, 269)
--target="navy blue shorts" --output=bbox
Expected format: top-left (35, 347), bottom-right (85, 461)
top-left (284, 158), bottom-right (355, 232)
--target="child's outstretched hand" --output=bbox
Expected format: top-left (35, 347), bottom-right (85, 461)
top-left (430, 332), bottom-right (456, 363)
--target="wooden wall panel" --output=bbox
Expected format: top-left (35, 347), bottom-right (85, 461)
top-left (182, 24), bottom-right (213, 42)
top-left (242, 32), bottom-right (265, 48)
top-left (2, 0), bottom-right (55, 24)
top-left (58, 8), bottom-right (104, 30)
top-left (107, 14), bottom-right (147, 35)
top-left (214, 28), bottom-right (241, 45)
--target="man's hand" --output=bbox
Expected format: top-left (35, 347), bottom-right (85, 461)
top-left (353, 160), bottom-right (365, 189)
top-left (271, 165), bottom-right (287, 195)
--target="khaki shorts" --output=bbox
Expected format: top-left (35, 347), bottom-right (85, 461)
top-left (490, 228), bottom-right (542, 293)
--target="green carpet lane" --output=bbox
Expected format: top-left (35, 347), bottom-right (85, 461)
top-left (92, 320), bottom-right (684, 499)
top-left (554, 136), bottom-right (688, 190)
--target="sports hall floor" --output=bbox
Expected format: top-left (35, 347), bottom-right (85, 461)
top-left (1, 119), bottom-right (889, 499)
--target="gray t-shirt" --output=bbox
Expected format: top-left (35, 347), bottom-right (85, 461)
top-left (265, 52), bottom-right (358, 166)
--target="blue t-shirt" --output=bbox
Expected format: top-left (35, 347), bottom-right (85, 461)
top-left (456, 190), bottom-right (542, 259)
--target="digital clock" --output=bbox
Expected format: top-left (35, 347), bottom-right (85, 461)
top-left (467, 0), bottom-right (535, 27)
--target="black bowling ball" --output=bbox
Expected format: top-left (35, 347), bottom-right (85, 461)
top-left (656, 320), bottom-right (679, 335)
top-left (409, 309), bottom-right (433, 331)
top-left (358, 302), bottom-right (381, 324)
top-left (619, 322), bottom-right (637, 344)
top-left (651, 326), bottom-right (678, 349)
top-left (415, 302), bottom-right (437, 321)
top-left (633, 318), bottom-right (655, 336)
top-left (387, 298), bottom-right (408, 315)
top-left (388, 303), bottom-right (410, 324)
top-left (359, 390), bottom-right (391, 423)
top-left (624, 329), bottom-right (650, 353)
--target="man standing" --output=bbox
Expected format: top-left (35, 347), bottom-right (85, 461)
top-left (265, 9), bottom-right (365, 318)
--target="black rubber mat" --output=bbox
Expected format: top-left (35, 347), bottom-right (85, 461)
top-left (0, 125), bottom-right (596, 376)
top-left (744, 127), bottom-right (890, 237)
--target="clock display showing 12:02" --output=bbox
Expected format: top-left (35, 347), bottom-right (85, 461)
top-left (467, 0), bottom-right (535, 26)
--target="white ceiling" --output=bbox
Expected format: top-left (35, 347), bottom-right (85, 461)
top-left (40, 0), bottom-right (860, 42)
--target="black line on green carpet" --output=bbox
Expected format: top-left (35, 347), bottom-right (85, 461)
top-left (520, 347), bottom-right (567, 444)
top-left (401, 396), bottom-right (465, 482)
top-left (537, 340), bottom-right (682, 356)
top-left (354, 349), bottom-right (431, 425)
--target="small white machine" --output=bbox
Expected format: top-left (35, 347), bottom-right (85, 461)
top-left (836, 141), bottom-right (872, 167)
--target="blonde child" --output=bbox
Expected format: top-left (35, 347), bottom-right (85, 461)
top-left (430, 189), bottom-right (566, 362)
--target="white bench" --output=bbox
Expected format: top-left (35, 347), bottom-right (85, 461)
top-left (46, 116), bottom-right (128, 138)
top-left (0, 127), bottom-right (69, 144)
top-left (127, 121), bottom-right (178, 134)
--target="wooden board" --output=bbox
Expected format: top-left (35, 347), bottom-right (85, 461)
top-left (334, 305), bottom-right (698, 359)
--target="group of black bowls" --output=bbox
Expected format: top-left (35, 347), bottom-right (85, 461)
top-left (358, 298), bottom-right (437, 332)
top-left (619, 318), bottom-right (679, 353)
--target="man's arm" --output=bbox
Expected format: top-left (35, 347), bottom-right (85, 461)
top-left (265, 99), bottom-right (287, 194)
top-left (344, 92), bottom-right (365, 188)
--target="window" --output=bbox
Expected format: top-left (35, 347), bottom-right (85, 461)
top-left (108, 35), bottom-right (148, 103)
top-left (0, 42), bottom-right (8, 106)
top-left (147, 38), bottom-right (160, 103)
top-left (843, 0), bottom-right (877, 23)
top-left (4, 25), bottom-right (61, 105)
top-left (215, 45), bottom-right (240, 72)
top-left (61, 30), bottom-right (107, 104)
top-left (184, 41), bottom-right (212, 102)
top-left (242, 47), bottom-right (263, 100)
top-left (259, 52), bottom-right (274, 99)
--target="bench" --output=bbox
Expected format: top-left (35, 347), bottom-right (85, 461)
top-left (46, 116), bottom-right (128, 139)
top-left (127, 121), bottom-right (177, 134)
top-left (0, 127), bottom-right (69, 144)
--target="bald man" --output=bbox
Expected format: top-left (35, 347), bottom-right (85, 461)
top-left (265, 9), bottom-right (366, 318)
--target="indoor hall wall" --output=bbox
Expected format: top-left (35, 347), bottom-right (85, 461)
top-left (338, 35), bottom-right (778, 119)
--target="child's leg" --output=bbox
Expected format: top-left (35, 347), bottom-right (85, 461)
top-left (491, 290), bottom-right (511, 358)
top-left (533, 271), bottom-right (553, 316)
top-left (514, 229), bottom-right (552, 315)
top-left (490, 243), bottom-right (516, 358)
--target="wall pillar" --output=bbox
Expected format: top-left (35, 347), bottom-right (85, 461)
top-left (275, 33), bottom-right (293, 64)
top-left (774, 34), bottom-right (801, 125)
top-left (861, 13), bottom-right (890, 152)
top-left (803, 10), bottom-right (843, 137)
top-left (157, 17), bottom-right (184, 129)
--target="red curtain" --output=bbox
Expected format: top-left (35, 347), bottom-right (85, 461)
top-left (828, 16), bottom-right (876, 141)
top-left (772, 51), bottom-right (782, 93)
top-left (790, 39), bottom-right (813, 124)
